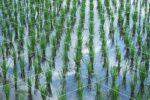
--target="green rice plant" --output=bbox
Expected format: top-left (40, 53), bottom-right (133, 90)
top-left (39, 85), bottom-right (48, 100)
top-left (40, 33), bottom-right (47, 61)
top-left (4, 84), bottom-right (10, 100)
top-left (132, 10), bottom-right (138, 34)
top-left (130, 45), bottom-right (135, 68)
top-left (33, 58), bottom-right (40, 90)
top-left (97, 0), bottom-right (102, 14)
top-left (146, 23), bottom-right (150, 47)
top-left (95, 79), bottom-right (102, 100)
top-left (141, 43), bottom-right (147, 62)
top-left (27, 77), bottom-right (32, 100)
top-left (137, 33), bottom-right (142, 51)
top-left (1, 57), bottom-right (7, 84)
top-left (122, 67), bottom-right (127, 86)
top-left (89, 44), bottom-right (94, 70)
top-left (20, 55), bottom-right (25, 81)
top-left (118, 8), bottom-right (124, 28)
top-left (51, 37), bottom-right (56, 68)
top-left (77, 79), bottom-right (83, 100)
top-left (27, 44), bottom-right (33, 70)
top-left (58, 87), bottom-right (66, 100)
top-left (111, 67), bottom-right (118, 86)
top-left (19, 94), bottom-right (24, 100)
top-left (136, 90), bottom-right (142, 100)
top-left (126, 3), bottom-right (130, 24)
top-left (11, 49), bottom-right (18, 89)
top-left (45, 67), bottom-right (52, 96)
top-left (130, 78), bottom-right (136, 97)
top-left (115, 44), bottom-right (121, 69)
top-left (87, 63), bottom-right (93, 86)
top-left (110, 84), bottom-right (119, 100)
top-left (139, 64), bottom-right (146, 91)
top-left (18, 26), bottom-right (24, 50)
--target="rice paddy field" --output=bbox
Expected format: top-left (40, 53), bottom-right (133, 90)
top-left (0, 0), bottom-right (150, 100)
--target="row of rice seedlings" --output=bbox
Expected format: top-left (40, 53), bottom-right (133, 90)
top-left (58, 0), bottom-right (79, 99)
top-left (86, 0), bottom-right (94, 87)
top-left (50, 0), bottom-right (72, 68)
top-left (99, 16), bottom-right (108, 64)
top-left (58, 2), bottom-right (78, 98)
top-left (97, 1), bottom-right (110, 77)
top-left (74, 0), bottom-right (86, 78)
top-left (88, 0), bottom-right (94, 72)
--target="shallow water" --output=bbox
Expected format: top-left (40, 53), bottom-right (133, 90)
top-left (0, 0), bottom-right (150, 100)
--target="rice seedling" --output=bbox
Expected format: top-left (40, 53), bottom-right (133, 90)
top-left (136, 91), bottom-right (142, 100)
top-left (1, 56), bottom-right (7, 84)
top-left (139, 63), bottom-right (146, 92)
top-left (33, 58), bottom-right (40, 90)
top-left (115, 44), bottom-right (121, 70)
top-left (11, 48), bottom-right (18, 89)
top-left (45, 67), bottom-right (52, 96)
top-left (20, 55), bottom-right (25, 81)
top-left (4, 84), bottom-right (10, 100)
top-left (110, 84), bottom-right (119, 100)
top-left (130, 45), bottom-right (135, 68)
top-left (137, 33), bottom-right (142, 52)
top-left (126, 3), bottom-right (130, 25)
top-left (40, 32), bottom-right (47, 62)
top-left (130, 77), bottom-right (136, 97)
top-left (58, 87), bottom-right (66, 100)
top-left (77, 79), bottom-right (83, 100)
top-left (111, 67), bottom-right (118, 86)
top-left (87, 63), bottom-right (93, 86)
top-left (146, 23), bottom-right (150, 47)
top-left (95, 79), bottom-right (102, 100)
top-left (122, 67), bottom-right (127, 86)
top-left (19, 94), bottom-right (24, 100)
top-left (27, 77), bottom-right (32, 100)
top-left (39, 85), bottom-right (48, 100)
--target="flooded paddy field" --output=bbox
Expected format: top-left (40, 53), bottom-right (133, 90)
top-left (0, 0), bottom-right (150, 100)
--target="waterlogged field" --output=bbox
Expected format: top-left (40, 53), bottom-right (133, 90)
top-left (0, 0), bottom-right (150, 100)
